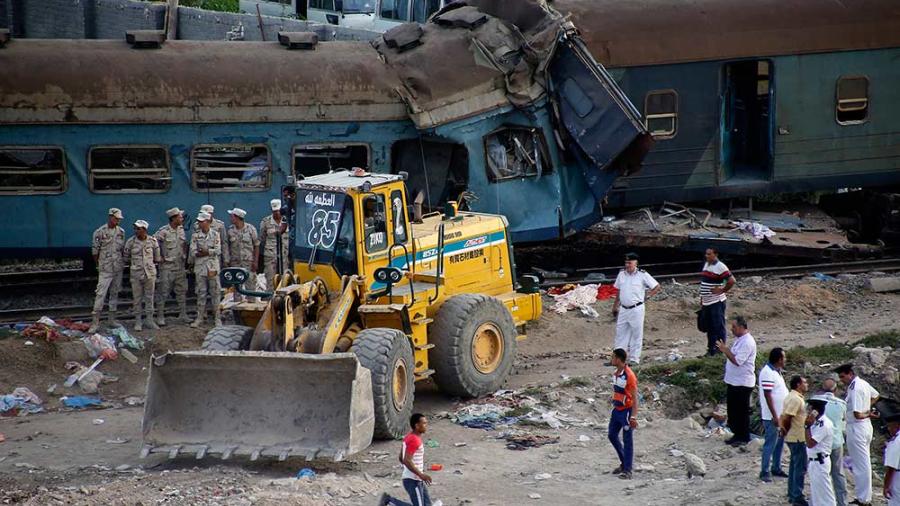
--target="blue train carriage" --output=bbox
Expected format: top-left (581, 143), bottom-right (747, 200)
top-left (0, 0), bottom-right (649, 262)
top-left (555, 0), bottom-right (900, 210)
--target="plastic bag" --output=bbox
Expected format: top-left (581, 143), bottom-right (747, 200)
top-left (82, 333), bottom-right (118, 359)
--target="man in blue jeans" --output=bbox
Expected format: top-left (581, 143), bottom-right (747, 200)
top-left (379, 414), bottom-right (436, 506)
top-left (608, 348), bottom-right (640, 479)
top-left (758, 348), bottom-right (789, 482)
top-left (781, 375), bottom-right (810, 506)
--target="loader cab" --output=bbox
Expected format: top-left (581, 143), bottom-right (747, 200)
top-left (292, 171), bottom-right (410, 292)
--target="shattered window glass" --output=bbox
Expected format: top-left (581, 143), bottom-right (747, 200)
top-left (644, 90), bottom-right (678, 138)
top-left (0, 147), bottom-right (66, 195)
top-left (484, 127), bottom-right (551, 183)
top-left (89, 146), bottom-right (169, 193)
top-left (836, 76), bottom-right (868, 125)
top-left (380, 0), bottom-right (409, 20)
top-left (191, 145), bottom-right (271, 192)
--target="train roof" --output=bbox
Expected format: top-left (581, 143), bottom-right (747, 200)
top-left (0, 39), bottom-right (408, 124)
top-left (553, 0), bottom-right (900, 67)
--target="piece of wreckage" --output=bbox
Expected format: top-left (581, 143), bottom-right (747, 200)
top-left (0, 1), bottom-right (649, 261)
top-left (135, 2), bottom-right (650, 463)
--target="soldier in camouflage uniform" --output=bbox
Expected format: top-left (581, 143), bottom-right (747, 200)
top-left (259, 199), bottom-right (289, 292)
top-left (190, 212), bottom-right (222, 328)
top-left (89, 208), bottom-right (126, 333)
top-left (200, 204), bottom-right (229, 270)
top-left (123, 220), bottom-right (161, 331)
top-left (226, 208), bottom-right (259, 302)
top-left (154, 207), bottom-right (188, 325)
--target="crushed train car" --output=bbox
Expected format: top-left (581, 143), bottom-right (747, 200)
top-left (0, 0), bottom-right (649, 262)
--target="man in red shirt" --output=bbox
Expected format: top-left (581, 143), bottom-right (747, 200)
top-left (380, 413), bottom-right (433, 506)
top-left (608, 348), bottom-right (640, 479)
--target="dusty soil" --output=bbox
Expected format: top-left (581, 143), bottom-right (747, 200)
top-left (1, 273), bottom-right (899, 505)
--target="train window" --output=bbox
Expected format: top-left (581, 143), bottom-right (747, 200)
top-left (191, 145), bottom-right (271, 192)
top-left (310, 0), bottom-right (335, 9)
top-left (89, 146), bottom-right (169, 193)
top-left (292, 144), bottom-right (369, 179)
top-left (363, 194), bottom-right (388, 253)
top-left (412, 0), bottom-right (441, 23)
top-left (484, 127), bottom-right (552, 183)
top-left (380, 0), bottom-right (410, 20)
top-left (836, 76), bottom-right (869, 125)
top-left (0, 147), bottom-right (66, 195)
top-left (644, 90), bottom-right (678, 139)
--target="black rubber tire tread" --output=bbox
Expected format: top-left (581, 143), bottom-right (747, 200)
top-left (430, 294), bottom-right (517, 398)
top-left (351, 328), bottom-right (415, 440)
top-left (201, 325), bottom-right (254, 351)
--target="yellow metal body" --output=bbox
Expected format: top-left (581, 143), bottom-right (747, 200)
top-left (225, 176), bottom-right (542, 380)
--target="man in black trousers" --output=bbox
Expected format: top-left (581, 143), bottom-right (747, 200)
top-left (716, 316), bottom-right (757, 446)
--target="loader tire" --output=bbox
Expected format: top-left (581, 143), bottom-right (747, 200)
top-left (352, 328), bottom-right (415, 440)
top-left (201, 325), bottom-right (254, 351)
top-left (430, 294), bottom-right (517, 398)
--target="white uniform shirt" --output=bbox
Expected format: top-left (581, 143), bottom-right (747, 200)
top-left (885, 435), bottom-right (900, 504)
top-left (807, 415), bottom-right (834, 458)
top-left (846, 376), bottom-right (879, 425)
top-left (758, 363), bottom-right (788, 420)
top-left (724, 332), bottom-right (757, 387)
top-left (614, 269), bottom-right (659, 307)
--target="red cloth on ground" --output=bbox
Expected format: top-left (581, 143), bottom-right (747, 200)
top-left (596, 284), bottom-right (619, 300)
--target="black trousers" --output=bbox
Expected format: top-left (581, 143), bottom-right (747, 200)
top-left (703, 301), bottom-right (727, 355)
top-left (726, 384), bottom-right (753, 442)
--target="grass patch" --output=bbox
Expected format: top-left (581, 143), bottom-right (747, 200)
top-left (520, 386), bottom-right (543, 397)
top-left (560, 376), bottom-right (592, 388)
top-left (640, 355), bottom-right (728, 404)
top-left (787, 343), bottom-right (854, 368)
top-left (180, 0), bottom-right (239, 12)
top-left (854, 330), bottom-right (900, 349)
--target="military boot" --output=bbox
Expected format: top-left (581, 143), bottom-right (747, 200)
top-left (108, 310), bottom-right (120, 327)
top-left (190, 303), bottom-right (205, 328)
top-left (177, 304), bottom-right (188, 322)
top-left (88, 313), bottom-right (101, 334)
top-left (213, 306), bottom-right (222, 327)
top-left (145, 310), bottom-right (160, 330)
top-left (156, 306), bottom-right (166, 327)
top-left (134, 314), bottom-right (143, 332)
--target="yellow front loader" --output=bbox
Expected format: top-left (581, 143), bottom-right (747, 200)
top-left (142, 170), bottom-right (542, 461)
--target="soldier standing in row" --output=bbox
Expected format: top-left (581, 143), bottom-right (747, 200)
top-left (89, 208), bottom-right (126, 333)
top-left (200, 204), bottom-right (229, 270)
top-left (123, 220), bottom-right (161, 331)
top-left (226, 208), bottom-right (259, 302)
top-left (154, 207), bottom-right (188, 325)
top-left (190, 212), bottom-right (222, 328)
top-left (259, 198), bottom-right (289, 291)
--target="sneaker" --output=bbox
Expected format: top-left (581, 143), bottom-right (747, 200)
top-left (759, 473), bottom-right (771, 483)
top-left (611, 465), bottom-right (623, 475)
top-left (771, 469), bottom-right (788, 478)
top-left (848, 501), bottom-right (872, 506)
top-left (618, 471), bottom-right (633, 480)
top-left (376, 492), bottom-right (392, 506)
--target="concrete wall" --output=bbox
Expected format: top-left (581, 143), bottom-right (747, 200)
top-left (0, 0), bottom-right (376, 41)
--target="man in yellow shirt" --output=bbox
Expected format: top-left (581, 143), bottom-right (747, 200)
top-left (781, 375), bottom-right (809, 506)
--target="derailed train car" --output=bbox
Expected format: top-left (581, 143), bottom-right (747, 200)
top-left (0, 0), bottom-right (649, 261)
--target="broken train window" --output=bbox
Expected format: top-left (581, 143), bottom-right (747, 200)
top-left (292, 144), bottom-right (369, 179)
top-left (191, 145), bottom-right (271, 192)
top-left (0, 147), bottom-right (66, 195)
top-left (836, 76), bottom-right (869, 125)
top-left (644, 90), bottom-right (678, 139)
top-left (380, 0), bottom-right (410, 21)
top-left (484, 127), bottom-right (552, 183)
top-left (89, 146), bottom-right (170, 193)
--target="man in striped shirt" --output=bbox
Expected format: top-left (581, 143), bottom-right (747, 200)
top-left (608, 348), bottom-right (640, 480)
top-left (380, 413), bottom-right (433, 506)
top-left (699, 248), bottom-right (736, 356)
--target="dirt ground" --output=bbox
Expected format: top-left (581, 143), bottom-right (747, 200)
top-left (1, 273), bottom-right (899, 505)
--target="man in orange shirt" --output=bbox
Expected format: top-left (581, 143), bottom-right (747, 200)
top-left (608, 348), bottom-right (640, 479)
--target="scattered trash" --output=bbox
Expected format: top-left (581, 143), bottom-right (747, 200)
top-left (596, 284), bottom-right (619, 300)
top-left (0, 387), bottom-right (44, 417)
top-left (669, 449), bottom-right (684, 458)
top-left (57, 319), bottom-right (91, 333)
top-left (296, 468), bottom-right (316, 479)
top-left (46, 384), bottom-right (57, 394)
top-left (684, 453), bottom-right (707, 478)
top-left (666, 349), bottom-right (684, 362)
top-left (549, 284), bottom-right (601, 317)
top-left (0, 433), bottom-right (5, 443)
top-left (64, 357), bottom-right (105, 392)
top-left (115, 464), bottom-right (131, 472)
top-left (61, 396), bottom-right (103, 409)
top-left (92, 418), bottom-right (105, 425)
top-left (106, 438), bottom-right (129, 444)
top-left (82, 334), bottom-right (118, 360)
top-left (124, 396), bottom-right (144, 407)
top-left (454, 442), bottom-right (467, 447)
top-left (503, 433), bottom-right (559, 451)
top-left (429, 464), bottom-right (443, 471)
top-left (426, 439), bottom-right (440, 448)
top-left (24, 340), bottom-right (34, 346)
top-left (812, 272), bottom-right (837, 282)
top-left (534, 473), bottom-right (551, 481)
top-left (37, 316), bottom-right (57, 326)
top-left (21, 321), bottom-right (64, 342)
top-left (529, 493), bottom-right (542, 499)
top-left (119, 348), bottom-right (139, 364)
top-left (577, 435), bottom-right (591, 442)
top-left (110, 327), bottom-right (144, 351)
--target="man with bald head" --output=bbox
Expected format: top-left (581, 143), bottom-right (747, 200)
top-left (822, 377), bottom-right (848, 506)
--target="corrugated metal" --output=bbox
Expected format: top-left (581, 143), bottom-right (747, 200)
top-left (554, 0), bottom-right (900, 67)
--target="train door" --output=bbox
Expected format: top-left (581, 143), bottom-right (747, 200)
top-left (390, 138), bottom-right (469, 215)
top-left (721, 60), bottom-right (774, 183)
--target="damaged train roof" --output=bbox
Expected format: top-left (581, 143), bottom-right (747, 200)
top-left (0, 0), bottom-right (575, 127)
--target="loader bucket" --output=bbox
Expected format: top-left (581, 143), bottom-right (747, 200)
top-left (141, 351), bottom-right (374, 462)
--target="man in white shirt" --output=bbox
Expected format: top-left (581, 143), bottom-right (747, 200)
top-left (717, 315), bottom-right (757, 446)
top-left (612, 252), bottom-right (660, 365)
top-left (821, 378), bottom-right (848, 506)
top-left (882, 407), bottom-right (900, 506)
top-left (759, 347), bottom-right (788, 482)
top-left (806, 396), bottom-right (836, 506)
top-left (836, 363), bottom-right (880, 506)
